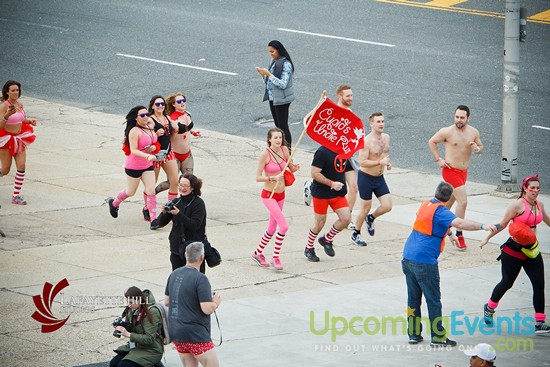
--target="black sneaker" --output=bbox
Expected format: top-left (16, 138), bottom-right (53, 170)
top-left (318, 236), bottom-right (335, 257)
top-left (365, 214), bottom-right (375, 236)
top-left (304, 247), bottom-right (320, 262)
top-left (483, 303), bottom-right (495, 326)
top-left (108, 198), bottom-right (118, 218)
top-left (535, 321), bottom-right (550, 333)
top-left (351, 231), bottom-right (367, 246)
top-left (408, 336), bottom-right (423, 345)
top-left (430, 338), bottom-right (457, 347)
top-left (150, 219), bottom-right (160, 230)
top-left (142, 207), bottom-right (151, 222)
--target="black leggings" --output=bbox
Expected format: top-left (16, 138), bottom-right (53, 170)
top-left (490, 250), bottom-right (545, 313)
top-left (269, 101), bottom-right (292, 147)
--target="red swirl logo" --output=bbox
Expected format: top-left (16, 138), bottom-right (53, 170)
top-left (31, 278), bottom-right (70, 333)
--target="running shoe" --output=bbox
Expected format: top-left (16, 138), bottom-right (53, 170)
top-left (107, 197), bottom-right (118, 218)
top-left (365, 214), bottom-right (375, 236)
top-left (150, 219), bottom-right (160, 230)
top-left (303, 180), bottom-right (312, 206)
top-left (11, 195), bottom-right (27, 205)
top-left (347, 222), bottom-right (356, 230)
top-left (351, 231), bottom-right (367, 246)
top-left (304, 247), bottom-right (320, 262)
top-left (271, 258), bottom-right (283, 270)
top-left (408, 336), bottom-right (424, 345)
top-left (318, 236), bottom-right (335, 257)
top-left (456, 234), bottom-right (467, 250)
top-left (251, 253), bottom-right (269, 267)
top-left (142, 207), bottom-right (151, 222)
top-left (483, 303), bottom-right (495, 326)
top-left (430, 338), bottom-right (457, 347)
top-left (535, 321), bottom-right (550, 333)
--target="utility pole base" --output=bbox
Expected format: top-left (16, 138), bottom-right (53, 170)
top-left (492, 183), bottom-right (521, 198)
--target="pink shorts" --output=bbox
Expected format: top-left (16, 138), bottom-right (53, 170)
top-left (174, 341), bottom-right (215, 356)
top-left (442, 166), bottom-right (468, 188)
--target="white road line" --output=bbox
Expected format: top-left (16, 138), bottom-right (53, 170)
top-left (0, 17), bottom-right (71, 32)
top-left (277, 28), bottom-right (396, 48)
top-left (116, 53), bottom-right (238, 76)
top-left (532, 125), bottom-right (550, 131)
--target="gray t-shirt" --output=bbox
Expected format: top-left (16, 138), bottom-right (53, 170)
top-left (165, 266), bottom-right (212, 342)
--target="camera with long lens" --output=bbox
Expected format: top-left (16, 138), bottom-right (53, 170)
top-left (112, 317), bottom-right (130, 338)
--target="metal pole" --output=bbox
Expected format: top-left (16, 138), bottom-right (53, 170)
top-left (497, 0), bottom-right (521, 193)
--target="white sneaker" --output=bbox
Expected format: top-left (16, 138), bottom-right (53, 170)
top-left (303, 180), bottom-right (312, 206)
top-left (347, 222), bottom-right (356, 230)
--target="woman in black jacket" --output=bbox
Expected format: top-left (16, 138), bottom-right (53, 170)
top-left (157, 173), bottom-right (207, 272)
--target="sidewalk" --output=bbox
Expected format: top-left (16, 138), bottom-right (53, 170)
top-left (0, 97), bottom-right (547, 367)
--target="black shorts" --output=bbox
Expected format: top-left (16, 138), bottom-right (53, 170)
top-left (125, 166), bottom-right (153, 178)
top-left (358, 170), bottom-right (390, 200)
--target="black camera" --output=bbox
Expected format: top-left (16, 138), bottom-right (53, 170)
top-left (164, 199), bottom-right (179, 212)
top-left (112, 317), bottom-right (130, 338)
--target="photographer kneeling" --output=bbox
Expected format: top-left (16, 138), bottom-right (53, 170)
top-left (157, 173), bottom-right (207, 273)
top-left (110, 287), bottom-right (163, 367)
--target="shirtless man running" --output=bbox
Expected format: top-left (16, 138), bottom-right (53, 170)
top-left (428, 105), bottom-right (483, 250)
top-left (351, 112), bottom-right (392, 246)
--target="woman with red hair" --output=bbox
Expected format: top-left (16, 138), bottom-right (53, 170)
top-left (481, 174), bottom-right (550, 332)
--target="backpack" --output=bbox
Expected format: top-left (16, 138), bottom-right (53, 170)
top-left (151, 302), bottom-right (171, 345)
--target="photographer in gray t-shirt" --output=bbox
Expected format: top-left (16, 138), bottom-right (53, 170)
top-left (164, 242), bottom-right (221, 366)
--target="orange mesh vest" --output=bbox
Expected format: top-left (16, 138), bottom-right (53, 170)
top-left (413, 200), bottom-right (450, 252)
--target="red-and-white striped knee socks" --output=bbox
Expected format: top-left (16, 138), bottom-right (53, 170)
top-left (306, 229), bottom-right (318, 249)
top-left (325, 225), bottom-right (341, 242)
top-left (13, 170), bottom-right (25, 197)
top-left (273, 232), bottom-right (285, 258)
top-left (255, 231), bottom-right (273, 254)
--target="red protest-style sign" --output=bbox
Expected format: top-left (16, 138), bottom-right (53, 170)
top-left (303, 97), bottom-right (364, 159)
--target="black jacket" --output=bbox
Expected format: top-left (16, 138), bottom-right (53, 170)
top-left (157, 193), bottom-right (206, 255)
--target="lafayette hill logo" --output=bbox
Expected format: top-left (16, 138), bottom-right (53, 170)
top-left (32, 278), bottom-right (70, 332)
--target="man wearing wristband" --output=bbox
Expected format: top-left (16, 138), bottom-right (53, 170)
top-left (351, 112), bottom-right (392, 247)
top-left (304, 146), bottom-right (351, 262)
top-left (428, 105), bottom-right (484, 250)
top-left (165, 241), bottom-right (220, 366)
top-left (402, 182), bottom-right (496, 347)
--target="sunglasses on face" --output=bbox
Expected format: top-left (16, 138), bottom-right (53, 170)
top-left (154, 102), bottom-right (166, 107)
top-left (176, 98), bottom-right (187, 104)
top-left (139, 112), bottom-right (150, 118)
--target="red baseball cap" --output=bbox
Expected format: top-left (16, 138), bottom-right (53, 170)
top-left (509, 221), bottom-right (537, 245)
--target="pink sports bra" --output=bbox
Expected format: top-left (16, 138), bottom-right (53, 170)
top-left (4, 102), bottom-right (26, 125)
top-left (264, 148), bottom-right (287, 176)
top-left (514, 198), bottom-right (543, 228)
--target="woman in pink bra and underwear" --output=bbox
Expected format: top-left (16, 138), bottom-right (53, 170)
top-left (107, 106), bottom-right (160, 230)
top-left (251, 127), bottom-right (299, 270)
top-left (0, 80), bottom-right (37, 205)
top-left (480, 174), bottom-right (550, 332)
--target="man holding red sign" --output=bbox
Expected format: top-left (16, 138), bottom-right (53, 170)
top-left (303, 97), bottom-right (364, 262)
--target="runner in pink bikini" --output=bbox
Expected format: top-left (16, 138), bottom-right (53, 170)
top-left (0, 80), bottom-right (37, 205)
top-left (107, 106), bottom-right (160, 230)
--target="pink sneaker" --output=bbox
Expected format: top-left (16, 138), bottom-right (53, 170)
top-left (271, 258), bottom-right (283, 270)
top-left (12, 195), bottom-right (27, 205)
top-left (251, 253), bottom-right (269, 267)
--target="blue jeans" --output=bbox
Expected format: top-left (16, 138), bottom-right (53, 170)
top-left (401, 258), bottom-right (446, 339)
